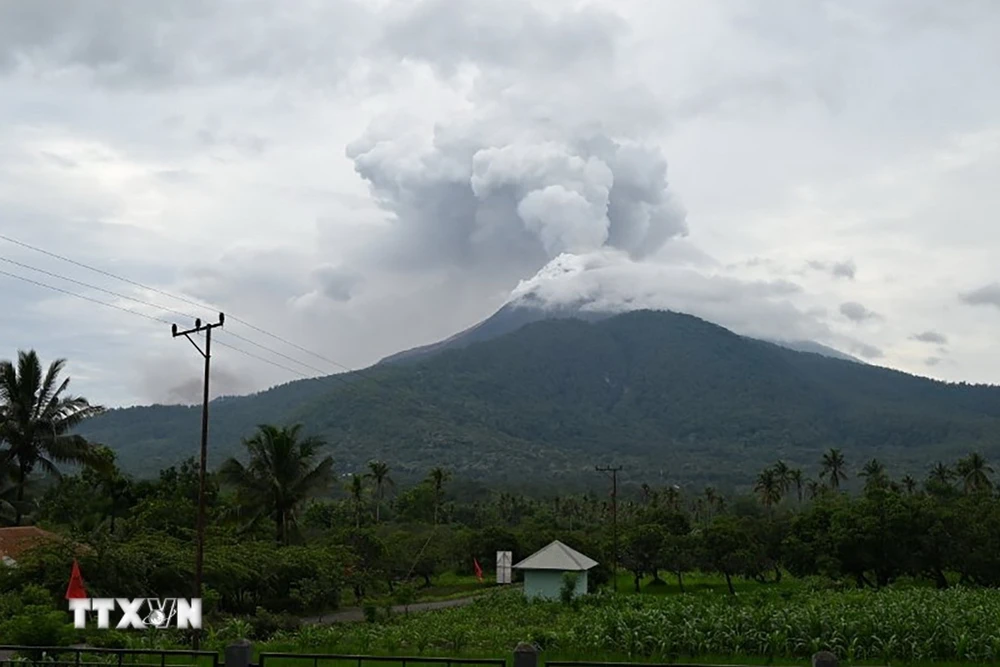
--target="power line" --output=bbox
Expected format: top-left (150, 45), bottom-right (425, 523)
top-left (0, 254), bottom-right (197, 321)
top-left (0, 254), bottom-right (336, 377)
top-left (0, 268), bottom-right (171, 325)
top-left (0, 267), bottom-right (335, 382)
top-left (0, 232), bottom-right (364, 376)
top-left (222, 330), bottom-right (331, 377)
top-left (0, 232), bottom-right (218, 314)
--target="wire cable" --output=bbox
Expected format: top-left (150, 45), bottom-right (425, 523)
top-left (0, 254), bottom-right (338, 377)
top-left (0, 232), bottom-right (363, 376)
top-left (0, 268), bottom-right (171, 325)
top-left (0, 267), bottom-right (348, 384)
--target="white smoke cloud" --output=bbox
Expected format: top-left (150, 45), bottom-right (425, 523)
top-left (507, 250), bottom-right (834, 344)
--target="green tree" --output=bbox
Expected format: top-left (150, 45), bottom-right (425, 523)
top-left (956, 453), bottom-right (993, 494)
top-left (349, 473), bottom-right (366, 529)
top-left (219, 423), bottom-right (333, 544)
top-left (789, 468), bottom-right (804, 504)
top-left (620, 523), bottom-right (665, 591)
top-left (820, 448), bottom-right (848, 490)
top-left (0, 350), bottom-right (104, 524)
top-left (428, 466), bottom-right (451, 525)
top-left (365, 460), bottom-right (394, 524)
top-left (772, 460), bottom-right (791, 495)
top-left (754, 468), bottom-right (782, 510)
top-left (859, 458), bottom-right (888, 493)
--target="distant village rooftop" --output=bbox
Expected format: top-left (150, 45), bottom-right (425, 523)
top-left (0, 526), bottom-right (64, 565)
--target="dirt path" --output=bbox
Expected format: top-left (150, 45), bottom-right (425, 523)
top-left (300, 594), bottom-right (482, 625)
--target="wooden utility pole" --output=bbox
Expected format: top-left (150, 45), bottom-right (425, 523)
top-left (596, 465), bottom-right (622, 592)
top-left (172, 313), bottom-right (224, 648)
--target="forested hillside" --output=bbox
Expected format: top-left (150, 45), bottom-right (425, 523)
top-left (79, 310), bottom-right (1000, 487)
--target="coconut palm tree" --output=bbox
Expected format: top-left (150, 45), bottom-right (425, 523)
top-left (0, 350), bottom-right (104, 524)
top-left (428, 466), bottom-right (451, 525)
top-left (901, 474), bottom-right (918, 495)
top-left (820, 448), bottom-right (848, 490)
top-left (789, 468), bottom-right (805, 504)
top-left (218, 423), bottom-right (333, 544)
top-left (805, 479), bottom-right (822, 500)
top-left (858, 458), bottom-right (888, 492)
top-left (348, 473), bottom-right (365, 528)
top-left (754, 468), bottom-right (782, 510)
top-left (365, 460), bottom-right (394, 523)
top-left (956, 453), bottom-right (994, 494)
top-left (928, 462), bottom-right (955, 486)
top-left (772, 460), bottom-right (792, 496)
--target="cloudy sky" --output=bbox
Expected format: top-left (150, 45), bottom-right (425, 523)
top-left (1, 0), bottom-right (999, 407)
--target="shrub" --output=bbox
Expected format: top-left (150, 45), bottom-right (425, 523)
top-left (560, 572), bottom-right (579, 605)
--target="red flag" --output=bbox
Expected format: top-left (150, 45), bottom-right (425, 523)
top-left (65, 559), bottom-right (87, 599)
top-left (473, 558), bottom-right (483, 582)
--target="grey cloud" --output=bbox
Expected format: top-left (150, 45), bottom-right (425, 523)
top-left (0, 0), bottom-right (374, 87)
top-left (840, 301), bottom-right (880, 322)
top-left (313, 265), bottom-right (363, 303)
top-left (851, 342), bottom-right (884, 359)
top-left (911, 330), bottom-right (948, 344)
top-left (960, 283), bottom-right (1000, 309)
top-left (808, 259), bottom-right (856, 279)
top-left (40, 151), bottom-right (77, 169)
top-left (380, 0), bottom-right (624, 77)
top-left (925, 356), bottom-right (942, 367)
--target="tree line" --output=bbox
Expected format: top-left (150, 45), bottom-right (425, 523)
top-left (6, 348), bottom-right (1000, 629)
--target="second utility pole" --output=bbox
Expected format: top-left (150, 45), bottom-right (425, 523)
top-left (172, 313), bottom-right (224, 648)
top-left (596, 465), bottom-right (622, 592)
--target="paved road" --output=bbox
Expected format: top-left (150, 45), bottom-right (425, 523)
top-left (301, 594), bottom-right (482, 625)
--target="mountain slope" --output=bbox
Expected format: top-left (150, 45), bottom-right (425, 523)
top-left (80, 310), bottom-right (1000, 487)
top-left (378, 302), bottom-right (861, 365)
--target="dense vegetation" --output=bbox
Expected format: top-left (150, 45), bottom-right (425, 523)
top-left (80, 310), bottom-right (1000, 487)
top-left (10, 347), bottom-right (1000, 664)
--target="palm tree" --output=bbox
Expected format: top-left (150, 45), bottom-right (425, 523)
top-left (858, 458), bottom-right (888, 492)
top-left (928, 462), bottom-right (955, 486)
top-left (901, 474), bottom-right (918, 495)
top-left (789, 469), bottom-right (805, 503)
top-left (218, 423), bottom-right (333, 544)
top-left (0, 350), bottom-right (104, 524)
top-left (428, 467), bottom-right (451, 525)
top-left (772, 460), bottom-right (791, 496)
top-left (820, 448), bottom-right (848, 490)
top-left (754, 468), bottom-right (782, 510)
top-left (365, 460), bottom-right (394, 523)
top-left (348, 473), bottom-right (365, 528)
top-left (805, 479), bottom-right (822, 500)
top-left (956, 453), bottom-right (994, 494)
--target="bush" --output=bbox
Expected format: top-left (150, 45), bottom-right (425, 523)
top-left (560, 572), bottom-right (579, 605)
top-left (0, 607), bottom-right (75, 648)
top-left (249, 607), bottom-right (300, 640)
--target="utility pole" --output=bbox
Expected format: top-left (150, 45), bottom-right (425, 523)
top-left (596, 465), bottom-right (622, 592)
top-left (172, 313), bottom-right (223, 648)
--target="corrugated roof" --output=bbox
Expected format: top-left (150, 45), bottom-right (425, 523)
top-left (513, 540), bottom-right (598, 571)
top-left (0, 526), bottom-right (62, 561)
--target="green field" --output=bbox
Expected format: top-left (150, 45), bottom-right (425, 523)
top-left (245, 584), bottom-right (1000, 665)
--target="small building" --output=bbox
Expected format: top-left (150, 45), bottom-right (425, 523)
top-left (513, 540), bottom-right (597, 600)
